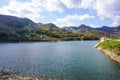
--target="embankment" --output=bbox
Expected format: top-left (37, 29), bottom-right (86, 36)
top-left (96, 40), bottom-right (120, 63)
top-left (97, 47), bottom-right (120, 63)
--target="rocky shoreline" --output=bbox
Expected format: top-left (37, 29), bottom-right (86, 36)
top-left (0, 71), bottom-right (68, 80)
top-left (97, 47), bottom-right (120, 63)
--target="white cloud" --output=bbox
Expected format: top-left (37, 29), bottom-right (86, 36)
top-left (80, 0), bottom-right (120, 26)
top-left (93, 0), bottom-right (120, 27)
top-left (90, 24), bottom-right (99, 28)
top-left (111, 15), bottom-right (120, 27)
top-left (0, 0), bottom-right (43, 22)
top-left (94, 0), bottom-right (120, 18)
top-left (60, 0), bottom-right (95, 9)
top-left (54, 18), bottom-right (75, 27)
top-left (53, 14), bottom-right (95, 27)
top-left (60, 0), bottom-right (81, 8)
top-left (60, 0), bottom-right (120, 26)
top-left (0, 0), bottom-right (63, 22)
top-left (80, 0), bottom-right (95, 9)
top-left (0, 0), bottom-right (119, 26)
top-left (60, 0), bottom-right (120, 17)
top-left (45, 0), bottom-right (63, 12)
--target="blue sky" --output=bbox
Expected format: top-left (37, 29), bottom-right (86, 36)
top-left (0, 0), bottom-right (120, 27)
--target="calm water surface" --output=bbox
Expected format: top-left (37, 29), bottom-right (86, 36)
top-left (0, 41), bottom-right (120, 80)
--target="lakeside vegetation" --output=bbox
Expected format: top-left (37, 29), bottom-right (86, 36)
top-left (0, 21), bottom-right (104, 42)
top-left (0, 24), bottom-right (82, 42)
top-left (0, 22), bottom-right (108, 42)
top-left (98, 40), bottom-right (120, 55)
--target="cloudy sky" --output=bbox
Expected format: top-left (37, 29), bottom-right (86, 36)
top-left (0, 0), bottom-right (120, 27)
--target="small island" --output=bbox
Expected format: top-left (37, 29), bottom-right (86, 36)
top-left (96, 40), bottom-right (120, 63)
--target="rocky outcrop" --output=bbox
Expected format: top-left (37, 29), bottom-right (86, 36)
top-left (97, 47), bottom-right (120, 63)
top-left (0, 71), bottom-right (68, 80)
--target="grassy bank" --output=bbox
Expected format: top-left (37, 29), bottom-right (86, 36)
top-left (98, 40), bottom-right (120, 55)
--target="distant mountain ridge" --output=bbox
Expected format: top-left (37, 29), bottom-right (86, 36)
top-left (63, 24), bottom-right (120, 33)
top-left (0, 14), bottom-right (119, 33)
top-left (96, 26), bottom-right (120, 33)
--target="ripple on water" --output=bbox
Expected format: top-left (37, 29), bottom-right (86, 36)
top-left (0, 41), bottom-right (120, 80)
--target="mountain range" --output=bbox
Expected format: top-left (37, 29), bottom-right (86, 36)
top-left (0, 14), bottom-right (120, 42)
top-left (63, 24), bottom-right (120, 33)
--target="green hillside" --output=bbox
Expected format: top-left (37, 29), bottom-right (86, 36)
top-left (77, 28), bottom-right (109, 40)
top-left (0, 23), bottom-right (82, 42)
